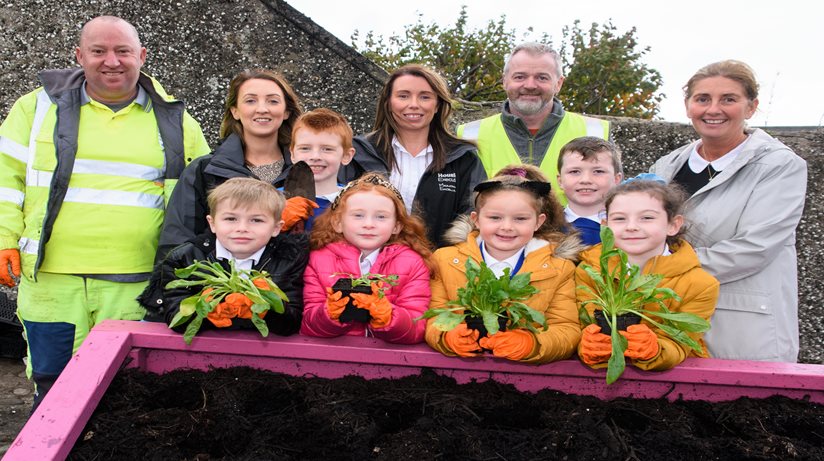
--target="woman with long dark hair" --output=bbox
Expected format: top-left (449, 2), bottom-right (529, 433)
top-left (340, 64), bottom-right (486, 247)
top-left (157, 69), bottom-right (303, 257)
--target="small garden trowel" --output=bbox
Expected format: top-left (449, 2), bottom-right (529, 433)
top-left (282, 161), bottom-right (316, 234)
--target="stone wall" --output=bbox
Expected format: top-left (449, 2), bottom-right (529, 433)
top-left (1, 0), bottom-right (821, 363)
top-left (0, 0), bottom-right (386, 143)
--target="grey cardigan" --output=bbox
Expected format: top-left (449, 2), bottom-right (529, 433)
top-left (651, 128), bottom-right (807, 362)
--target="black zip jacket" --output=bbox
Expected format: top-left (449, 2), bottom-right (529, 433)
top-left (138, 231), bottom-right (309, 336)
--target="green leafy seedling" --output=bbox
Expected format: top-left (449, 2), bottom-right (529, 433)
top-left (419, 258), bottom-right (547, 336)
top-left (578, 227), bottom-right (710, 384)
top-left (164, 259), bottom-right (289, 344)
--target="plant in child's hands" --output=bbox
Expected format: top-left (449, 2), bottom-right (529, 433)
top-left (419, 259), bottom-right (547, 336)
top-left (578, 227), bottom-right (710, 384)
top-left (332, 272), bottom-right (399, 298)
top-left (165, 260), bottom-right (288, 344)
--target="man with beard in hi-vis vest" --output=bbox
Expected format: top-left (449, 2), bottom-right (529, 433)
top-left (457, 42), bottom-right (609, 205)
top-left (0, 15), bottom-right (210, 410)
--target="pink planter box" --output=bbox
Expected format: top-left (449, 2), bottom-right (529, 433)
top-left (7, 320), bottom-right (824, 460)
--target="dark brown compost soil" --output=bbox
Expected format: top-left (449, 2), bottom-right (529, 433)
top-left (68, 367), bottom-right (824, 461)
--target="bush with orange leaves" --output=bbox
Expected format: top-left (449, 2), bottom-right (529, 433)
top-left (165, 260), bottom-right (288, 344)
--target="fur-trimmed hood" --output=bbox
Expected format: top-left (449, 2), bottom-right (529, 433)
top-left (442, 214), bottom-right (585, 262)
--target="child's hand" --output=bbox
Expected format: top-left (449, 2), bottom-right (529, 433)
top-left (443, 323), bottom-right (482, 357)
top-left (325, 288), bottom-right (349, 321)
top-left (479, 329), bottom-right (535, 361)
top-left (621, 324), bottom-right (659, 360)
top-left (580, 324), bottom-right (613, 366)
top-left (281, 197), bottom-right (319, 231)
top-left (350, 284), bottom-right (392, 328)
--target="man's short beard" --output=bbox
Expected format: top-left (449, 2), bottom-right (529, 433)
top-left (509, 97), bottom-right (549, 116)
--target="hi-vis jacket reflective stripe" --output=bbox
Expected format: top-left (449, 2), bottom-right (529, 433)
top-left (0, 68), bottom-right (210, 278)
top-left (458, 112), bottom-right (608, 203)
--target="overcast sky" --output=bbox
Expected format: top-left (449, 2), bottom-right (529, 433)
top-left (289, 0), bottom-right (822, 127)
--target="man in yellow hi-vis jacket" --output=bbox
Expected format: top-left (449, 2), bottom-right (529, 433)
top-left (0, 15), bottom-right (210, 409)
top-left (457, 42), bottom-right (609, 204)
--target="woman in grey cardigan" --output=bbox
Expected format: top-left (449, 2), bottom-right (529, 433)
top-left (650, 60), bottom-right (806, 363)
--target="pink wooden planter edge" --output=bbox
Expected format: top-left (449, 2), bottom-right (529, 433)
top-left (6, 319), bottom-right (824, 460)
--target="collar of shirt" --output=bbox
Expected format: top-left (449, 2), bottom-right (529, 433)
top-left (479, 240), bottom-right (525, 279)
top-left (391, 136), bottom-right (434, 158)
top-left (359, 248), bottom-right (381, 276)
top-left (214, 239), bottom-right (265, 271)
top-left (564, 206), bottom-right (606, 223)
top-left (81, 81), bottom-right (150, 112)
top-left (687, 135), bottom-right (750, 173)
top-left (390, 136), bottom-right (433, 213)
top-left (317, 186), bottom-right (343, 203)
top-left (628, 245), bottom-right (672, 270)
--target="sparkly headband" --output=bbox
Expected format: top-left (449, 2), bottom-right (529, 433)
top-left (331, 173), bottom-right (405, 210)
top-left (497, 167), bottom-right (528, 178)
top-left (621, 173), bottom-right (667, 185)
top-left (473, 180), bottom-right (552, 197)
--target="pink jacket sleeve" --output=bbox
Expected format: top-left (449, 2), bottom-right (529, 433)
top-left (371, 249), bottom-right (431, 344)
top-left (300, 250), bottom-right (357, 337)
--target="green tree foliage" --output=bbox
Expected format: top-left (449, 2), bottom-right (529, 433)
top-left (352, 10), bottom-right (664, 119)
top-left (558, 20), bottom-right (664, 119)
top-left (351, 6), bottom-right (519, 101)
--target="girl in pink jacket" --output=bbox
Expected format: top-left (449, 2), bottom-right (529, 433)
top-left (300, 173), bottom-right (433, 343)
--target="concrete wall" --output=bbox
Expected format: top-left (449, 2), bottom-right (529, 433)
top-left (1, 0), bottom-right (821, 363)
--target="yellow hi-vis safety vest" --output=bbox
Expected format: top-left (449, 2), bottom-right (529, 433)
top-left (0, 74), bottom-right (210, 278)
top-left (458, 112), bottom-right (609, 204)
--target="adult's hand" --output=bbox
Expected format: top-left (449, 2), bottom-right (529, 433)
top-left (0, 249), bottom-right (20, 287)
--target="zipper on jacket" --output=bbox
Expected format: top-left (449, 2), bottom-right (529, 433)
top-left (528, 136), bottom-right (535, 164)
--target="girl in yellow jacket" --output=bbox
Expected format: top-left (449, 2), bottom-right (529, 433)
top-left (577, 176), bottom-right (719, 371)
top-left (426, 165), bottom-right (584, 363)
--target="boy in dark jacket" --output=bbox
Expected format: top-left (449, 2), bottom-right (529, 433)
top-left (139, 177), bottom-right (309, 336)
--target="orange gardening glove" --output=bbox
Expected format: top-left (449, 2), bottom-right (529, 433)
top-left (0, 249), bottom-right (21, 287)
top-left (443, 323), bottom-right (482, 357)
top-left (579, 324), bottom-right (614, 366)
top-left (478, 329), bottom-right (535, 361)
top-left (281, 196), bottom-right (319, 231)
top-left (325, 287), bottom-right (350, 321)
top-left (206, 299), bottom-right (241, 328)
top-left (350, 283), bottom-right (392, 328)
top-left (230, 292), bottom-right (260, 320)
top-left (621, 324), bottom-right (660, 360)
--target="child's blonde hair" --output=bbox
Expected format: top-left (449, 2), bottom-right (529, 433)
top-left (290, 108), bottom-right (354, 152)
top-left (309, 173), bottom-right (434, 271)
top-left (605, 178), bottom-right (688, 247)
top-left (474, 164), bottom-right (568, 243)
top-left (207, 177), bottom-right (286, 219)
